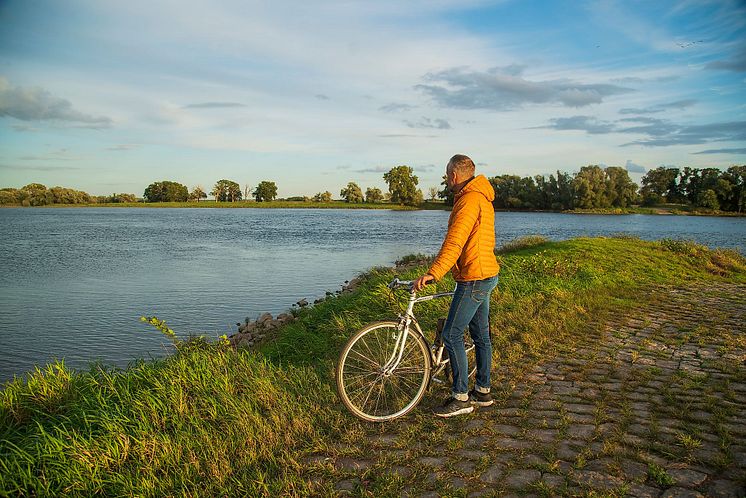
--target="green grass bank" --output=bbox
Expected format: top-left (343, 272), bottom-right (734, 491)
top-left (1, 237), bottom-right (744, 496)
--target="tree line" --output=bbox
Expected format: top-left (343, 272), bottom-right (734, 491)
top-left (0, 184), bottom-right (136, 206)
top-left (2, 165), bottom-right (743, 212)
top-left (480, 165), bottom-right (744, 212)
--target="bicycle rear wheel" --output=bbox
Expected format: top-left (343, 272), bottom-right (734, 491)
top-left (336, 321), bottom-right (431, 422)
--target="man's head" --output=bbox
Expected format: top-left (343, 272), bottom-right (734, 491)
top-left (446, 154), bottom-right (476, 189)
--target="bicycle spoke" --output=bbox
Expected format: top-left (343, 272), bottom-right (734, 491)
top-left (338, 323), bottom-right (430, 421)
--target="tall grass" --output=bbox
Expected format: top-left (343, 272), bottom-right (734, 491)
top-left (1, 237), bottom-right (744, 496)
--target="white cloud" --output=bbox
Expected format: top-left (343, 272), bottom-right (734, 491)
top-left (0, 77), bottom-right (111, 127)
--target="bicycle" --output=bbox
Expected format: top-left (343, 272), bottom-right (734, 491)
top-left (336, 278), bottom-right (477, 422)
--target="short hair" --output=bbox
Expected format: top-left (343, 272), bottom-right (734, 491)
top-left (447, 154), bottom-right (475, 176)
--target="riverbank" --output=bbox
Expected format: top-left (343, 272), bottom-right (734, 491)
top-left (1, 237), bottom-right (744, 496)
top-left (4, 201), bottom-right (743, 216)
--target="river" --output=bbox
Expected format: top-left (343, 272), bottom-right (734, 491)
top-left (1, 207), bottom-right (744, 383)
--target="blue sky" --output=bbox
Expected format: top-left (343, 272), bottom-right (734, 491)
top-left (1, 0), bottom-right (744, 197)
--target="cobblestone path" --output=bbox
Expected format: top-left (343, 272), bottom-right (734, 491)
top-left (303, 283), bottom-right (746, 497)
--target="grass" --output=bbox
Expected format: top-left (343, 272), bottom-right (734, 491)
top-left (1, 237), bottom-right (745, 496)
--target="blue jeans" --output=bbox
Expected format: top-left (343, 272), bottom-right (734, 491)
top-left (442, 275), bottom-right (498, 396)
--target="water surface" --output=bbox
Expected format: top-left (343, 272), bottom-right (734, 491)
top-left (1, 208), bottom-right (743, 383)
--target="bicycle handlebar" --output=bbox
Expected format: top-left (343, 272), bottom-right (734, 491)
top-left (388, 277), bottom-right (414, 291)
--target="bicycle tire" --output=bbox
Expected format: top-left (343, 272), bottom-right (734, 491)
top-left (336, 321), bottom-right (431, 422)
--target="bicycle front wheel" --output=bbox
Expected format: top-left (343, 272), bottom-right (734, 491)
top-left (336, 321), bottom-right (431, 422)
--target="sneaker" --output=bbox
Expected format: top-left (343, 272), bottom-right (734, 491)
top-left (434, 396), bottom-right (474, 418)
top-left (468, 389), bottom-right (494, 407)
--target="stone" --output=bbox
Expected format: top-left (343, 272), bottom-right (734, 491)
top-left (556, 442), bottom-right (580, 461)
top-left (277, 312), bottom-right (294, 323)
top-left (493, 437), bottom-right (533, 451)
top-left (529, 429), bottom-right (557, 443)
top-left (660, 488), bottom-right (704, 498)
top-left (567, 424), bottom-right (596, 439)
top-left (619, 459), bottom-right (649, 481)
top-left (334, 478), bottom-right (359, 493)
top-left (456, 449), bottom-right (486, 460)
top-left (706, 480), bottom-right (745, 498)
top-left (479, 463), bottom-right (505, 484)
top-left (418, 456), bottom-right (446, 468)
top-left (667, 468), bottom-right (708, 488)
top-left (493, 424), bottom-right (521, 436)
top-left (389, 465), bottom-right (413, 478)
top-left (628, 483), bottom-right (664, 498)
top-left (335, 458), bottom-right (371, 471)
top-left (257, 312), bottom-right (272, 323)
top-left (454, 460), bottom-right (476, 474)
top-left (572, 470), bottom-right (622, 490)
top-left (541, 474), bottom-right (565, 489)
top-left (503, 469), bottom-right (541, 489)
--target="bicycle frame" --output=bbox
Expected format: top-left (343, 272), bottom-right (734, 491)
top-left (382, 286), bottom-right (454, 376)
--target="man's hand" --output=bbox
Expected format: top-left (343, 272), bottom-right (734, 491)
top-left (413, 274), bottom-right (435, 292)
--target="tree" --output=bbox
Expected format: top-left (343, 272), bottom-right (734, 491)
top-left (640, 167), bottom-right (679, 205)
top-left (572, 165), bottom-right (608, 209)
top-left (438, 175), bottom-right (455, 206)
top-left (697, 189), bottom-right (720, 210)
top-left (723, 165), bottom-right (746, 212)
top-left (253, 181), bottom-right (278, 202)
top-left (144, 181), bottom-right (188, 202)
top-left (211, 179), bottom-right (242, 202)
top-left (20, 183), bottom-right (53, 206)
top-left (189, 186), bottom-right (207, 202)
top-left (383, 165), bottom-right (422, 206)
top-left (365, 187), bottom-right (383, 203)
top-left (340, 182), bottom-right (363, 203)
top-left (428, 187), bottom-right (439, 201)
top-left (312, 191), bottom-right (333, 202)
top-left (604, 167), bottom-right (638, 208)
top-left (0, 188), bottom-right (20, 205)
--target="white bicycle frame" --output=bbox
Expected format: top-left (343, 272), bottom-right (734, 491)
top-left (382, 279), bottom-right (455, 375)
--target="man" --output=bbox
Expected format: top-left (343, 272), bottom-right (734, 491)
top-left (414, 154), bottom-right (500, 418)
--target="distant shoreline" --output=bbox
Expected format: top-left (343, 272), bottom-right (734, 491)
top-left (2, 201), bottom-right (744, 216)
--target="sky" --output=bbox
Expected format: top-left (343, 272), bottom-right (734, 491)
top-left (0, 0), bottom-right (745, 197)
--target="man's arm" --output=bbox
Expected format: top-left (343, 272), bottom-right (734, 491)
top-left (427, 193), bottom-right (480, 281)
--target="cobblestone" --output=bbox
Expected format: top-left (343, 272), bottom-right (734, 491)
top-left (308, 283), bottom-right (746, 496)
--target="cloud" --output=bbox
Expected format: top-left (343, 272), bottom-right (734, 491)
top-left (415, 164), bottom-right (436, 172)
top-left (705, 52), bottom-right (746, 72)
top-left (625, 160), bottom-right (646, 173)
top-left (541, 114), bottom-right (746, 147)
top-left (19, 148), bottom-right (81, 161)
top-left (540, 116), bottom-right (616, 134)
top-left (377, 133), bottom-right (436, 138)
top-left (182, 102), bottom-right (247, 109)
top-left (11, 124), bottom-right (39, 132)
top-left (352, 165), bottom-right (391, 173)
top-left (315, 94), bottom-right (330, 100)
top-left (0, 78), bottom-right (111, 127)
top-left (379, 103), bottom-right (416, 113)
top-left (106, 144), bottom-right (139, 151)
top-left (0, 164), bottom-right (81, 171)
top-left (692, 147), bottom-right (746, 155)
top-left (611, 75), bottom-right (679, 85)
top-left (621, 120), bottom-right (746, 147)
top-left (415, 65), bottom-right (634, 111)
top-left (404, 117), bottom-right (451, 129)
top-left (619, 99), bottom-right (697, 115)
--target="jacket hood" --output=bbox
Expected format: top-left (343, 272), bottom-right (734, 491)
top-left (457, 174), bottom-right (494, 202)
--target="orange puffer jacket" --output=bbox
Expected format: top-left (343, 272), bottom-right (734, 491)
top-left (427, 175), bottom-right (500, 282)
